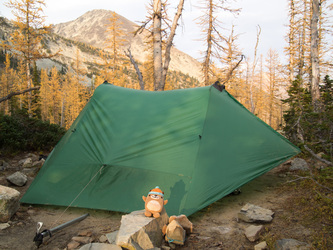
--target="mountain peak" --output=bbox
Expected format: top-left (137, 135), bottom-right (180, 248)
top-left (52, 9), bottom-right (202, 80)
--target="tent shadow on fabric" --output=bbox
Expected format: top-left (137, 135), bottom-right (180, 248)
top-left (21, 82), bottom-right (300, 216)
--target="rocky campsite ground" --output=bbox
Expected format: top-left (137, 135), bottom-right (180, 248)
top-left (0, 153), bottom-right (327, 250)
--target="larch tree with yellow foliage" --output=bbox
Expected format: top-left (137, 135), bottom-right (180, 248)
top-left (4, 0), bottom-right (55, 117)
top-left (48, 67), bottom-right (62, 125)
top-left (104, 11), bottom-right (126, 85)
top-left (39, 68), bottom-right (50, 121)
top-left (196, 0), bottom-right (240, 86)
top-left (0, 54), bottom-right (16, 114)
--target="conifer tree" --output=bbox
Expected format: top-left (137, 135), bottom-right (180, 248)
top-left (283, 76), bottom-right (311, 143)
top-left (0, 54), bottom-right (16, 114)
top-left (265, 49), bottom-right (283, 128)
top-left (4, 0), bottom-right (54, 116)
top-left (219, 25), bottom-right (243, 91)
top-left (48, 67), bottom-right (61, 125)
top-left (104, 11), bottom-right (126, 84)
top-left (39, 68), bottom-right (49, 121)
top-left (197, 0), bottom-right (240, 86)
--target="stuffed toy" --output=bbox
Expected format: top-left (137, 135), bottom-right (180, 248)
top-left (142, 186), bottom-right (168, 218)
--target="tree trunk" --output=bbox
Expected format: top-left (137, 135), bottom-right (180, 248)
top-left (161, 0), bottom-right (185, 90)
top-left (288, 0), bottom-right (296, 83)
top-left (153, 0), bottom-right (163, 91)
top-left (125, 47), bottom-right (145, 90)
top-left (310, 0), bottom-right (321, 111)
top-left (203, 0), bottom-right (214, 86)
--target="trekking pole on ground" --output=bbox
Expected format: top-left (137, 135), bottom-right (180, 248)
top-left (33, 213), bottom-right (89, 248)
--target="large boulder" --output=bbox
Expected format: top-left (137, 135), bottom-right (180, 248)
top-left (116, 208), bottom-right (169, 250)
top-left (0, 185), bottom-right (20, 222)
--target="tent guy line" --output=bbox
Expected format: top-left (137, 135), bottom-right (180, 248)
top-left (50, 164), bottom-right (105, 229)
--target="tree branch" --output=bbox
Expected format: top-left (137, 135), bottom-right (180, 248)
top-left (0, 86), bottom-right (40, 103)
top-left (124, 47), bottom-right (145, 90)
top-left (161, 0), bottom-right (185, 90)
top-left (221, 54), bottom-right (244, 85)
top-left (304, 145), bottom-right (333, 166)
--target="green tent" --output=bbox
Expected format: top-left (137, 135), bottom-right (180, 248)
top-left (21, 83), bottom-right (300, 216)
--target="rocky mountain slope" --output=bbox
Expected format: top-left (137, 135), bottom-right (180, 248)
top-left (52, 9), bottom-right (202, 81)
top-left (0, 10), bottom-right (202, 83)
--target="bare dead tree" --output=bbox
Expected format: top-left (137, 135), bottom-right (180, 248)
top-left (124, 47), bottom-right (145, 90)
top-left (161, 0), bottom-right (185, 90)
top-left (310, 0), bottom-right (321, 111)
top-left (249, 25), bottom-right (261, 113)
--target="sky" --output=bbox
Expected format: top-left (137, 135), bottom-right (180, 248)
top-left (0, 0), bottom-right (289, 62)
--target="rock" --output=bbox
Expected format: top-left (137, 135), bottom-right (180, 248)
top-left (275, 239), bottom-right (311, 250)
top-left (238, 203), bottom-right (274, 223)
top-left (78, 230), bottom-right (93, 237)
top-left (32, 158), bottom-right (45, 168)
top-left (21, 167), bottom-right (39, 176)
top-left (208, 226), bottom-right (232, 235)
top-left (116, 208), bottom-right (169, 250)
top-left (244, 225), bottom-right (264, 242)
top-left (21, 158), bottom-right (32, 168)
top-left (99, 235), bottom-right (108, 243)
top-left (106, 231), bottom-right (118, 244)
top-left (0, 160), bottom-right (10, 170)
top-left (168, 214), bottom-right (193, 234)
top-left (196, 236), bottom-right (211, 240)
top-left (0, 185), bottom-right (20, 223)
top-left (254, 241), bottom-right (267, 250)
top-left (290, 158), bottom-right (309, 171)
top-left (164, 220), bottom-right (186, 245)
top-left (72, 236), bottom-right (92, 244)
top-left (26, 153), bottom-right (39, 162)
top-left (67, 241), bottom-right (81, 249)
top-left (80, 243), bottom-right (122, 250)
top-left (0, 223), bottom-right (10, 230)
top-left (6, 172), bottom-right (28, 187)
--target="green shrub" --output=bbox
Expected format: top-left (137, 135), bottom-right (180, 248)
top-left (0, 111), bottom-right (66, 155)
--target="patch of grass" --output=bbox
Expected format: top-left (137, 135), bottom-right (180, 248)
top-left (283, 166), bottom-right (333, 249)
top-left (260, 228), bottom-right (278, 249)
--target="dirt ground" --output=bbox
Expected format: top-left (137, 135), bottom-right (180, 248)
top-left (0, 155), bottom-right (313, 250)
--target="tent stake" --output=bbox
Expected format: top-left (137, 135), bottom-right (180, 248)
top-left (33, 213), bottom-right (89, 248)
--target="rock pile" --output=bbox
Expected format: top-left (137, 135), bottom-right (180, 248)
top-left (238, 203), bottom-right (311, 249)
top-left (68, 209), bottom-right (193, 250)
top-left (0, 153), bottom-right (46, 224)
top-left (162, 214), bottom-right (193, 246)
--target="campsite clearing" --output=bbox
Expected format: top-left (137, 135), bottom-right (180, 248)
top-left (0, 154), bottom-right (322, 249)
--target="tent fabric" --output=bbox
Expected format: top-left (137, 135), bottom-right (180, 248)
top-left (21, 83), bottom-right (300, 216)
